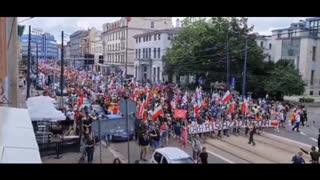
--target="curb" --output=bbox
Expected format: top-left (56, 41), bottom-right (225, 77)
top-left (262, 132), bottom-right (312, 149)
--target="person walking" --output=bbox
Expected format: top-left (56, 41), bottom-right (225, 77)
top-left (181, 122), bottom-right (188, 148)
top-left (291, 110), bottom-right (296, 126)
top-left (292, 111), bottom-right (301, 132)
top-left (86, 133), bottom-right (95, 164)
top-left (138, 130), bottom-right (149, 162)
top-left (149, 126), bottom-right (160, 150)
top-left (248, 123), bottom-right (256, 146)
top-left (192, 134), bottom-right (203, 163)
top-left (199, 147), bottom-right (208, 164)
top-left (300, 146), bottom-right (320, 164)
top-left (291, 152), bottom-right (305, 164)
top-left (160, 122), bottom-right (169, 147)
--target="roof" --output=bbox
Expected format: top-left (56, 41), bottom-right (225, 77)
top-left (0, 107), bottom-right (42, 163)
top-left (156, 147), bottom-right (191, 160)
top-left (133, 27), bottom-right (182, 38)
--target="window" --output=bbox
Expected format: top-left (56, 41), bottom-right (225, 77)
top-left (154, 34), bottom-right (156, 41)
top-left (153, 153), bottom-right (162, 164)
top-left (136, 38), bottom-right (138, 43)
top-left (277, 32), bottom-right (281, 38)
top-left (143, 36), bottom-right (145, 42)
top-left (158, 48), bottom-right (160, 58)
top-left (310, 91), bottom-right (313, 96)
top-left (151, 22), bottom-right (154, 28)
top-left (139, 49), bottom-right (141, 58)
top-left (143, 48), bottom-right (145, 58)
top-left (162, 157), bottom-right (168, 164)
top-left (158, 34), bottom-right (160, 40)
top-left (149, 48), bottom-right (151, 58)
top-left (146, 48), bottom-right (148, 58)
top-left (311, 70), bottom-right (315, 85)
top-left (260, 41), bottom-right (263, 48)
top-left (154, 67), bottom-right (156, 82)
top-left (269, 43), bottom-right (272, 49)
top-left (154, 48), bottom-right (156, 58)
top-left (136, 49), bottom-right (138, 58)
top-left (149, 35), bottom-right (151, 41)
top-left (139, 37), bottom-right (141, 43)
top-left (157, 67), bottom-right (160, 81)
top-left (312, 46), bottom-right (316, 61)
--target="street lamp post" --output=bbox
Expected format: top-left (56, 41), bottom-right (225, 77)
top-left (226, 26), bottom-right (232, 91)
top-left (242, 38), bottom-right (248, 98)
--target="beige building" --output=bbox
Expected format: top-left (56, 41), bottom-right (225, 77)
top-left (101, 17), bottom-right (173, 76)
top-left (271, 18), bottom-right (320, 97)
top-left (69, 27), bottom-right (102, 69)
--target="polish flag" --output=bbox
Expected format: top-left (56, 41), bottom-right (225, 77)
top-left (144, 93), bottom-right (152, 108)
top-left (152, 105), bottom-right (163, 121)
top-left (230, 102), bottom-right (235, 114)
top-left (137, 103), bottom-right (144, 119)
top-left (222, 90), bottom-right (232, 103)
top-left (242, 100), bottom-right (247, 115)
top-left (78, 95), bottom-right (84, 107)
top-left (194, 104), bottom-right (200, 118)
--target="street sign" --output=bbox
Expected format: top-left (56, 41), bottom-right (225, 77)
top-left (231, 77), bottom-right (236, 89)
top-left (119, 99), bottom-right (136, 116)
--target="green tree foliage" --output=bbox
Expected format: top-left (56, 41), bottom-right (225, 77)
top-left (165, 17), bottom-right (305, 99)
top-left (264, 60), bottom-right (305, 99)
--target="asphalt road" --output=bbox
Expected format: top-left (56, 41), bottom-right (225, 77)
top-left (111, 136), bottom-right (228, 164)
top-left (264, 107), bottom-right (319, 148)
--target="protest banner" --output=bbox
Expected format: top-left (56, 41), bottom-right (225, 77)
top-left (174, 109), bottom-right (187, 119)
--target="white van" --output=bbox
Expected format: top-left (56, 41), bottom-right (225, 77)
top-left (150, 147), bottom-right (195, 164)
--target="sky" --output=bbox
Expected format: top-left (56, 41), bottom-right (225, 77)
top-left (18, 17), bottom-right (310, 44)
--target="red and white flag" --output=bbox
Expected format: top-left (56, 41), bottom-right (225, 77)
top-left (152, 105), bottom-right (163, 121)
top-left (194, 104), bottom-right (200, 118)
top-left (242, 99), bottom-right (248, 115)
top-left (222, 90), bottom-right (232, 103)
top-left (137, 103), bottom-right (145, 119)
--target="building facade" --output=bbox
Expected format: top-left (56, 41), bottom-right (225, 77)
top-left (133, 28), bottom-right (181, 83)
top-left (21, 31), bottom-right (59, 60)
top-left (255, 34), bottom-right (273, 62)
top-left (101, 17), bottom-right (173, 76)
top-left (0, 17), bottom-right (19, 107)
top-left (271, 17), bottom-right (320, 96)
top-left (69, 27), bottom-right (102, 69)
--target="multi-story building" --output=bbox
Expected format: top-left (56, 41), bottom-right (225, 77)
top-left (271, 17), bottom-right (320, 96)
top-left (101, 17), bottom-right (173, 76)
top-left (133, 27), bottom-right (181, 83)
top-left (69, 27), bottom-right (102, 69)
top-left (255, 34), bottom-right (273, 62)
top-left (20, 30), bottom-right (59, 60)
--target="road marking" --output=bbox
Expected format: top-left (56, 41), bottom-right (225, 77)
top-left (206, 150), bottom-right (235, 164)
top-left (187, 139), bottom-right (234, 164)
top-left (299, 131), bottom-right (307, 136)
top-left (263, 132), bottom-right (312, 148)
top-left (310, 137), bottom-right (318, 142)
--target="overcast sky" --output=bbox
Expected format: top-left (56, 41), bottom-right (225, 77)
top-left (18, 17), bottom-right (310, 44)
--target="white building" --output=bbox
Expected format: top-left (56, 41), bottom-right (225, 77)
top-left (133, 27), bottom-right (181, 83)
top-left (101, 17), bottom-right (173, 76)
top-left (255, 34), bottom-right (273, 62)
top-left (271, 17), bottom-right (320, 96)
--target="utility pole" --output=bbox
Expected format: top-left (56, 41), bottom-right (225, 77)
top-left (60, 31), bottom-right (64, 107)
top-left (226, 31), bottom-right (230, 91)
top-left (26, 25), bottom-right (31, 99)
top-left (242, 38), bottom-right (248, 98)
top-left (36, 42), bottom-right (39, 79)
top-left (125, 24), bottom-right (128, 78)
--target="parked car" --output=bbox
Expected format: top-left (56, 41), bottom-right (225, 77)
top-left (111, 128), bottom-right (134, 142)
top-left (150, 147), bottom-right (195, 164)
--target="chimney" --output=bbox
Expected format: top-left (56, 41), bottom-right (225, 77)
top-left (176, 18), bottom-right (180, 27)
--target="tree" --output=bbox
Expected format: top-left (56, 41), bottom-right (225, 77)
top-left (264, 60), bottom-right (305, 100)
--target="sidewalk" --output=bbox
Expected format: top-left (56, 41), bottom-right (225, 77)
top-left (42, 142), bottom-right (117, 164)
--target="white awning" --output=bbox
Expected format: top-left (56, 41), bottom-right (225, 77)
top-left (27, 96), bottom-right (66, 122)
top-left (0, 107), bottom-right (42, 163)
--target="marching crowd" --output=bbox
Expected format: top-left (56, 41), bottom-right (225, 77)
top-left (32, 61), bottom-right (319, 164)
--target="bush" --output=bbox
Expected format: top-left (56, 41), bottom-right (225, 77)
top-left (299, 97), bottom-right (314, 103)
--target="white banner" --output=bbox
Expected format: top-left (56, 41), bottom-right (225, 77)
top-left (188, 119), bottom-right (273, 134)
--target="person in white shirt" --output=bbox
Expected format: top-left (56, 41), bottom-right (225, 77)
top-left (292, 111), bottom-right (301, 132)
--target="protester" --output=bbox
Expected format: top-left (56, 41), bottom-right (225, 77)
top-left (192, 134), bottom-right (203, 163)
top-left (291, 152), bottom-right (305, 164)
top-left (139, 130), bottom-right (149, 161)
top-left (86, 133), bottom-right (95, 164)
top-left (149, 125), bottom-right (161, 150)
top-left (160, 122), bottom-right (169, 147)
top-left (248, 123), bottom-right (256, 146)
top-left (300, 146), bottom-right (320, 164)
top-left (181, 122), bottom-right (188, 148)
top-left (292, 111), bottom-right (301, 132)
top-left (199, 147), bottom-right (208, 164)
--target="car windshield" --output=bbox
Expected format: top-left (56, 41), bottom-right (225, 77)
top-left (171, 158), bottom-right (195, 164)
